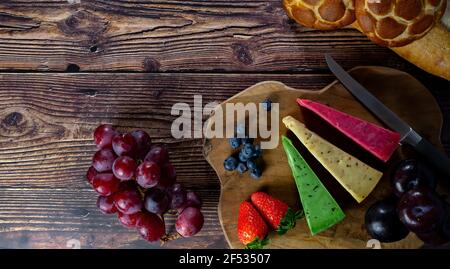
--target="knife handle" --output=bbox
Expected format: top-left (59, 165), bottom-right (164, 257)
top-left (415, 138), bottom-right (450, 178)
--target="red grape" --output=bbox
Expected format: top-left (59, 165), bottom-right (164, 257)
top-left (94, 124), bottom-right (117, 149)
top-left (137, 212), bottom-right (166, 242)
top-left (176, 207), bottom-right (204, 237)
top-left (136, 161), bottom-right (161, 188)
top-left (118, 211), bottom-right (143, 228)
top-left (86, 166), bottom-right (98, 185)
top-left (131, 130), bottom-right (152, 160)
top-left (144, 188), bottom-right (169, 215)
top-left (177, 191), bottom-right (202, 213)
top-left (92, 173), bottom-right (120, 196)
top-left (168, 183), bottom-right (187, 210)
top-left (112, 133), bottom-right (137, 157)
top-left (112, 156), bottom-right (136, 181)
top-left (157, 162), bottom-right (176, 188)
top-left (186, 191), bottom-right (202, 207)
top-left (144, 146), bottom-right (169, 165)
top-left (113, 184), bottom-right (143, 215)
top-left (97, 195), bottom-right (117, 214)
top-left (92, 148), bottom-right (116, 172)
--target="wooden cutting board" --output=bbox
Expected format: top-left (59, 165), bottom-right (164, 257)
top-left (203, 66), bottom-right (446, 249)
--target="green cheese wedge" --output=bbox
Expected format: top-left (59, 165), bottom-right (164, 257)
top-left (283, 116), bottom-right (383, 203)
top-left (282, 135), bottom-right (345, 236)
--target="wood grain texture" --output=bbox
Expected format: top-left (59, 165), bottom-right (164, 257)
top-left (0, 0), bottom-right (418, 72)
top-left (0, 0), bottom-right (449, 250)
top-left (0, 72), bottom-right (347, 249)
top-left (204, 67), bottom-right (446, 248)
top-left (0, 72), bottom-right (449, 248)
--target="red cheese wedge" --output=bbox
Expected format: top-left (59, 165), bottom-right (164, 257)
top-left (297, 99), bottom-right (401, 162)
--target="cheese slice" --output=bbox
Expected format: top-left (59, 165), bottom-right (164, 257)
top-left (282, 135), bottom-right (345, 235)
top-left (297, 99), bottom-right (400, 162)
top-left (283, 116), bottom-right (383, 203)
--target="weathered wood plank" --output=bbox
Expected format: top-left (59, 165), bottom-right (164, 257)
top-left (0, 73), bottom-right (448, 248)
top-left (0, 73), bottom-right (335, 248)
top-left (0, 0), bottom-right (414, 72)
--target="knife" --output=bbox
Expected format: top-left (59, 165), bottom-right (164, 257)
top-left (325, 54), bottom-right (450, 177)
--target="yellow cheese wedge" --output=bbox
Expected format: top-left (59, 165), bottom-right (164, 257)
top-left (283, 116), bottom-right (383, 203)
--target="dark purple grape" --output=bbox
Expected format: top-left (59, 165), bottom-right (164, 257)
top-left (398, 187), bottom-right (446, 234)
top-left (176, 207), bottom-right (204, 237)
top-left (186, 191), bottom-right (202, 208)
top-left (113, 184), bottom-right (143, 215)
top-left (144, 188), bottom-right (169, 215)
top-left (157, 162), bottom-right (176, 189)
top-left (144, 146), bottom-right (169, 165)
top-left (391, 159), bottom-right (436, 197)
top-left (92, 148), bottom-right (116, 172)
top-left (131, 130), bottom-right (152, 160)
top-left (118, 211), bottom-right (143, 228)
top-left (112, 133), bottom-right (137, 157)
top-left (92, 173), bottom-right (120, 196)
top-left (97, 195), bottom-right (117, 214)
top-left (135, 161), bottom-right (161, 188)
top-left (94, 124), bottom-right (117, 149)
top-left (168, 183), bottom-right (186, 210)
top-left (415, 229), bottom-right (450, 246)
top-left (112, 156), bottom-right (136, 181)
top-left (365, 197), bottom-right (409, 242)
top-left (86, 166), bottom-right (98, 185)
top-left (178, 191), bottom-right (202, 213)
top-left (443, 203), bottom-right (450, 240)
top-left (137, 212), bottom-right (166, 242)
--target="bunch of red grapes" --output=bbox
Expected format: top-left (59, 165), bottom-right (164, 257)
top-left (86, 124), bottom-right (204, 242)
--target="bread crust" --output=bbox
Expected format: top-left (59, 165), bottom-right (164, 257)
top-left (392, 23), bottom-right (450, 81)
top-left (284, 0), bottom-right (450, 81)
top-left (283, 0), bottom-right (356, 30)
top-left (355, 0), bottom-right (447, 47)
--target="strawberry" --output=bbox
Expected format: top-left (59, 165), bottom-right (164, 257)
top-left (237, 201), bottom-right (269, 249)
top-left (250, 191), bottom-right (303, 235)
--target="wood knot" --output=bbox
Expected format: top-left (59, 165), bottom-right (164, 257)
top-left (0, 109), bottom-right (32, 138)
top-left (143, 57), bottom-right (161, 72)
top-left (152, 90), bottom-right (163, 99)
top-left (58, 10), bottom-right (108, 38)
top-left (3, 112), bottom-right (23, 127)
top-left (77, 88), bottom-right (98, 97)
top-left (231, 43), bottom-right (253, 65)
top-left (66, 63), bottom-right (80, 72)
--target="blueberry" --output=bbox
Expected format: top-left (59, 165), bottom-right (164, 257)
top-left (250, 167), bottom-right (262, 179)
top-left (224, 156), bottom-right (238, 171)
top-left (236, 162), bottom-right (248, 174)
top-left (262, 98), bottom-right (272, 111)
top-left (247, 159), bottom-right (258, 170)
top-left (229, 137), bottom-right (241, 149)
top-left (241, 144), bottom-right (255, 159)
top-left (253, 144), bottom-right (262, 157)
top-left (239, 151), bottom-right (249, 162)
top-left (236, 124), bottom-right (246, 136)
top-left (241, 136), bottom-right (254, 145)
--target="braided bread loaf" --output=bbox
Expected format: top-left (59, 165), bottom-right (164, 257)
top-left (283, 0), bottom-right (450, 81)
top-left (355, 0), bottom-right (447, 47)
top-left (283, 0), bottom-right (356, 30)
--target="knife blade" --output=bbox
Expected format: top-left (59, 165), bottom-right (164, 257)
top-left (325, 54), bottom-right (450, 177)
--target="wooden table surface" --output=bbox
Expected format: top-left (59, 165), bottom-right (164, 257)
top-left (0, 1), bottom-right (449, 249)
